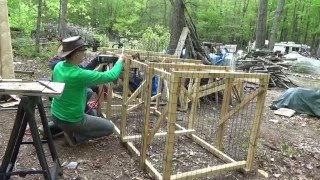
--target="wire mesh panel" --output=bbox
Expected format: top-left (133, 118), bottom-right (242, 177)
top-left (167, 71), bottom-right (269, 180)
top-left (99, 48), bottom-right (269, 180)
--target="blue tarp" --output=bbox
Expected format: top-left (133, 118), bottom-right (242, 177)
top-left (209, 48), bottom-right (229, 66)
top-left (130, 76), bottom-right (162, 96)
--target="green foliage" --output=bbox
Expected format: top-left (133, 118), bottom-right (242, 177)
top-left (8, 1), bottom-right (37, 35)
top-left (93, 34), bottom-right (110, 47)
top-left (42, 0), bottom-right (60, 23)
top-left (7, 0), bottom-right (320, 58)
top-left (11, 38), bottom-right (58, 61)
top-left (11, 38), bottom-right (36, 58)
top-left (68, 0), bottom-right (92, 27)
top-left (138, 25), bottom-right (170, 52)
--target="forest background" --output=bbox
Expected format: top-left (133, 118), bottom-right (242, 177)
top-left (7, 0), bottom-right (320, 60)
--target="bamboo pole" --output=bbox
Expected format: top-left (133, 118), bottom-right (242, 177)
top-left (126, 101), bottom-right (144, 113)
top-left (153, 68), bottom-right (172, 80)
top-left (147, 105), bottom-right (168, 145)
top-left (218, 89), bottom-right (263, 126)
top-left (216, 78), bottom-right (234, 150)
top-left (198, 83), bottom-right (226, 98)
top-left (173, 71), bottom-right (269, 80)
top-left (106, 64), bottom-right (113, 117)
top-left (145, 160), bottom-right (163, 180)
top-left (0, 0), bottom-right (15, 79)
top-left (140, 66), bottom-right (153, 169)
top-left (176, 123), bottom-right (236, 163)
top-left (123, 129), bottom-right (195, 142)
top-left (121, 59), bottom-right (131, 139)
top-left (170, 161), bottom-right (246, 180)
top-left (246, 83), bottom-right (268, 171)
top-left (163, 75), bottom-right (180, 180)
top-left (184, 78), bottom-right (194, 110)
top-left (151, 63), bottom-right (230, 71)
top-left (126, 80), bottom-right (146, 105)
top-left (97, 65), bottom-right (110, 115)
top-left (188, 78), bottom-right (201, 129)
top-left (155, 76), bottom-right (163, 110)
top-left (178, 78), bottom-right (187, 111)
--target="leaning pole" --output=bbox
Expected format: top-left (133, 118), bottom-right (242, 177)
top-left (0, 0), bottom-right (15, 78)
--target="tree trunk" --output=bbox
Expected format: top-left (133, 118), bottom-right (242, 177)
top-left (317, 38), bottom-right (320, 58)
top-left (255, 0), bottom-right (268, 49)
top-left (296, 0), bottom-right (304, 43)
top-left (168, 0), bottom-right (185, 54)
top-left (279, 7), bottom-right (288, 41)
top-left (59, 0), bottom-right (68, 39)
top-left (303, 0), bottom-right (311, 44)
top-left (238, 0), bottom-right (249, 47)
top-left (291, 0), bottom-right (298, 42)
top-left (163, 0), bottom-right (167, 26)
top-left (312, 10), bottom-right (320, 57)
top-left (35, 0), bottom-right (43, 53)
top-left (311, 34), bottom-right (316, 56)
top-left (268, 0), bottom-right (285, 50)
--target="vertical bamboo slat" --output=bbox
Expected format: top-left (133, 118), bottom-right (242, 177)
top-left (140, 67), bottom-right (153, 169)
top-left (163, 75), bottom-right (180, 180)
top-left (188, 78), bottom-right (201, 129)
top-left (121, 59), bottom-right (131, 139)
top-left (216, 78), bottom-right (234, 150)
top-left (246, 83), bottom-right (268, 170)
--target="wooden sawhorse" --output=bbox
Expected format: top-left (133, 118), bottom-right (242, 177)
top-left (0, 80), bottom-right (65, 180)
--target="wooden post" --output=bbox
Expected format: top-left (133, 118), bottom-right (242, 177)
top-left (178, 78), bottom-right (187, 111)
top-left (155, 76), bottom-right (162, 111)
top-left (188, 78), bottom-right (201, 129)
top-left (106, 64), bottom-right (113, 118)
top-left (164, 79), bottom-right (170, 101)
top-left (216, 78), bottom-right (234, 150)
top-left (0, 0), bottom-right (15, 79)
top-left (246, 83), bottom-right (267, 171)
top-left (97, 86), bottom-right (104, 115)
top-left (185, 78), bottom-right (194, 110)
top-left (97, 64), bottom-right (111, 116)
top-left (163, 75), bottom-right (180, 180)
top-left (236, 79), bottom-right (244, 101)
top-left (121, 59), bottom-right (131, 139)
top-left (140, 67), bottom-right (153, 169)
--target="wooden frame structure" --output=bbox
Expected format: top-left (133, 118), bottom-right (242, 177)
top-left (100, 49), bottom-right (269, 180)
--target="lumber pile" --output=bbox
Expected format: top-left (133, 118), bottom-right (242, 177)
top-left (237, 50), bottom-right (296, 88)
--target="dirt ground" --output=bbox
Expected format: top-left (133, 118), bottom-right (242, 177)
top-left (0, 57), bottom-right (319, 180)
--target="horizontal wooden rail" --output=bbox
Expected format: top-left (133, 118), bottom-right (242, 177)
top-left (170, 161), bottom-right (246, 180)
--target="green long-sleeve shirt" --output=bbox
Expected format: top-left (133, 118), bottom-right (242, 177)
top-left (51, 60), bottom-right (123, 123)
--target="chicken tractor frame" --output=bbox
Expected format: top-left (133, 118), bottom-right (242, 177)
top-left (98, 49), bottom-right (269, 180)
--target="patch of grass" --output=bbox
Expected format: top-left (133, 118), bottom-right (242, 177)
top-left (235, 130), bottom-right (262, 152)
top-left (280, 141), bottom-right (296, 157)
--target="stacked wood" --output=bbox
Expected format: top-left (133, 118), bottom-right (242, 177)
top-left (237, 54), bottom-right (297, 88)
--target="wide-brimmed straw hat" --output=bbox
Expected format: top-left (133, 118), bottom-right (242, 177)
top-left (57, 36), bottom-right (87, 57)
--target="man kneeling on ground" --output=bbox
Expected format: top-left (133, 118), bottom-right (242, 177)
top-left (51, 36), bottom-right (126, 146)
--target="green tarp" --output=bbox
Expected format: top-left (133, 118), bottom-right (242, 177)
top-left (272, 88), bottom-right (320, 117)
